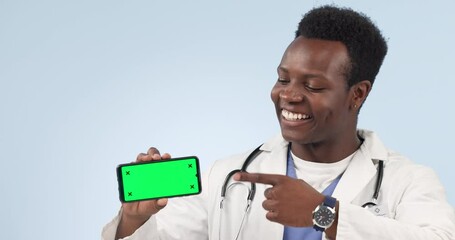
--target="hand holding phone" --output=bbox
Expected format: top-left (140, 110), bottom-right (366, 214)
top-left (116, 148), bottom-right (185, 239)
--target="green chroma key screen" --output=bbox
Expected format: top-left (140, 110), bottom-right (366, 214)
top-left (117, 156), bottom-right (201, 202)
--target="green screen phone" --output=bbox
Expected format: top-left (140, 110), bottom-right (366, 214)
top-left (116, 156), bottom-right (202, 202)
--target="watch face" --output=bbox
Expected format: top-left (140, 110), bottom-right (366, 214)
top-left (313, 205), bottom-right (335, 227)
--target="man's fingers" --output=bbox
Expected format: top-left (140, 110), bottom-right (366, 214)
top-left (136, 148), bottom-right (171, 162)
top-left (264, 187), bottom-right (277, 199)
top-left (266, 210), bottom-right (279, 222)
top-left (155, 198), bottom-right (168, 210)
top-left (123, 198), bottom-right (168, 216)
top-left (136, 153), bottom-right (160, 162)
top-left (136, 153), bottom-right (150, 162)
top-left (147, 147), bottom-right (161, 156)
top-left (262, 199), bottom-right (278, 211)
top-left (233, 172), bottom-right (282, 185)
top-left (161, 153), bottom-right (172, 160)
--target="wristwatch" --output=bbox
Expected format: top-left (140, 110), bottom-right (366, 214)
top-left (312, 195), bottom-right (337, 232)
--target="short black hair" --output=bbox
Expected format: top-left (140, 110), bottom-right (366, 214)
top-left (296, 5), bottom-right (388, 87)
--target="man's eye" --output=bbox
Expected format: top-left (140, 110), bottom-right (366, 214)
top-left (277, 78), bottom-right (289, 84)
top-left (306, 85), bottom-right (324, 91)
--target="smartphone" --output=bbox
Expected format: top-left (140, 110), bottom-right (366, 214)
top-left (116, 156), bottom-right (202, 202)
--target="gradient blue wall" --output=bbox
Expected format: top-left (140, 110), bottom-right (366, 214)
top-left (1, 0), bottom-right (454, 239)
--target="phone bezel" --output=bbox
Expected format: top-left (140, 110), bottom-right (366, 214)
top-left (116, 156), bottom-right (202, 202)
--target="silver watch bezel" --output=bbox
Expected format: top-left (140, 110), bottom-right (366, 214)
top-left (312, 203), bottom-right (336, 229)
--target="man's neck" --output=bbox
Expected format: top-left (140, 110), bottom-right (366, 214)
top-left (290, 135), bottom-right (362, 163)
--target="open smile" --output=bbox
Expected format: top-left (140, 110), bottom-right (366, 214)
top-left (281, 109), bottom-right (312, 121)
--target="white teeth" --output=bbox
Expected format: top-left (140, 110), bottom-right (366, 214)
top-left (282, 109), bottom-right (310, 121)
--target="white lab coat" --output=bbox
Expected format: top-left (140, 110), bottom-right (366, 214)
top-left (102, 129), bottom-right (455, 240)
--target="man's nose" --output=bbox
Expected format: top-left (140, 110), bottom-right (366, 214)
top-left (279, 88), bottom-right (304, 102)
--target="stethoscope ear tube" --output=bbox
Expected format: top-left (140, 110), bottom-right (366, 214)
top-left (241, 145), bottom-right (263, 171)
top-left (362, 160), bottom-right (384, 208)
top-left (373, 160), bottom-right (384, 200)
top-left (221, 169), bottom-right (242, 198)
top-left (220, 145), bottom-right (263, 207)
top-left (248, 179), bottom-right (256, 202)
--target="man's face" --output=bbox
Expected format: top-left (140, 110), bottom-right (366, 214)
top-left (271, 37), bottom-right (355, 146)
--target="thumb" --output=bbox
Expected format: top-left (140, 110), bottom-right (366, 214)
top-left (155, 198), bottom-right (168, 209)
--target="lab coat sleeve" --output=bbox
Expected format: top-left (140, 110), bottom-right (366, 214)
top-left (335, 165), bottom-right (455, 240)
top-left (101, 167), bottom-right (212, 240)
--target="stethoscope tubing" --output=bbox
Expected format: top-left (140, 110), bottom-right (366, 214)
top-left (361, 160), bottom-right (384, 208)
top-left (221, 144), bottom-right (384, 209)
top-left (221, 144), bottom-right (262, 204)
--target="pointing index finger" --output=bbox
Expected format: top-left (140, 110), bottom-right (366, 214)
top-left (233, 172), bottom-right (282, 185)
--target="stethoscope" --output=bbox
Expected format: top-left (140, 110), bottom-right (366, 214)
top-left (218, 144), bottom-right (384, 240)
top-left (220, 144), bottom-right (385, 210)
top-left (219, 145), bottom-right (262, 240)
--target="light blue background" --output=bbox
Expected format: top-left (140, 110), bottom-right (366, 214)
top-left (1, 0), bottom-right (454, 239)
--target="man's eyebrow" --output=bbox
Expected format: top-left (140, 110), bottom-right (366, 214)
top-left (304, 73), bottom-right (325, 79)
top-left (277, 66), bottom-right (325, 79)
top-left (277, 66), bottom-right (288, 73)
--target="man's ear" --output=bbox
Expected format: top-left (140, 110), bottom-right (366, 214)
top-left (350, 80), bottom-right (372, 110)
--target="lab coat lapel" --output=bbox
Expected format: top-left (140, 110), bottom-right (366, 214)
top-left (259, 134), bottom-right (289, 175)
top-left (332, 148), bottom-right (376, 203)
top-left (251, 136), bottom-right (288, 240)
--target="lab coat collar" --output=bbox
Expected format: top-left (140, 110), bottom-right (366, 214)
top-left (334, 129), bottom-right (389, 202)
top-left (260, 133), bottom-right (287, 153)
top-left (356, 129), bottom-right (389, 163)
top-left (260, 129), bottom-right (388, 161)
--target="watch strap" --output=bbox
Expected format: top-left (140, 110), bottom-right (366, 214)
top-left (313, 225), bottom-right (324, 232)
top-left (324, 195), bottom-right (336, 208)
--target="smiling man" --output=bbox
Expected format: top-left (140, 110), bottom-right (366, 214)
top-left (103, 5), bottom-right (455, 240)
top-left (271, 37), bottom-right (364, 163)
